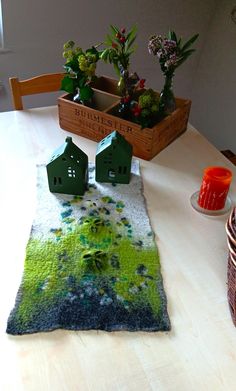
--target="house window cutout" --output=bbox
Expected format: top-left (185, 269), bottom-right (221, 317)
top-left (118, 166), bottom-right (127, 174)
top-left (54, 177), bottom-right (62, 185)
top-left (68, 167), bottom-right (76, 178)
top-left (104, 155), bottom-right (112, 164)
top-left (108, 169), bottom-right (116, 179)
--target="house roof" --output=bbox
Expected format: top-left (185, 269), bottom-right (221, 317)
top-left (49, 137), bottom-right (88, 164)
top-left (96, 131), bottom-right (132, 156)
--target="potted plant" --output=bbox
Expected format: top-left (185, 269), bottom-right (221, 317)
top-left (58, 27), bottom-right (196, 160)
top-left (148, 31), bottom-right (199, 115)
top-left (61, 40), bottom-right (100, 106)
top-left (100, 25), bottom-right (145, 119)
top-left (131, 88), bottom-right (160, 129)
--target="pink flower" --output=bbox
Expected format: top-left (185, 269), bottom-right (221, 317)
top-left (163, 39), bottom-right (177, 52)
top-left (148, 35), bottom-right (162, 55)
top-left (164, 53), bottom-right (178, 69)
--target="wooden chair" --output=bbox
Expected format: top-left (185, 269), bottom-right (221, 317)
top-left (9, 73), bottom-right (64, 110)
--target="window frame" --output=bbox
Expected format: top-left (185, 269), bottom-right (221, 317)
top-left (0, 1), bottom-right (10, 53)
top-left (0, 1), bottom-right (3, 48)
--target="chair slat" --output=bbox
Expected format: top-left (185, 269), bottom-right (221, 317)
top-left (9, 73), bottom-right (64, 110)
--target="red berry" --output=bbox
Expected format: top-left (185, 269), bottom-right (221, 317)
top-left (116, 32), bottom-right (121, 39)
top-left (112, 42), bottom-right (118, 48)
top-left (132, 104), bottom-right (141, 116)
top-left (139, 79), bottom-right (146, 88)
top-left (120, 36), bottom-right (126, 43)
top-left (121, 28), bottom-right (126, 34)
top-left (134, 109), bottom-right (141, 116)
top-left (123, 96), bottom-right (131, 103)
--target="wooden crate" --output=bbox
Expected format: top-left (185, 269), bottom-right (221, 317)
top-left (91, 75), bottom-right (121, 96)
top-left (58, 77), bottom-right (191, 161)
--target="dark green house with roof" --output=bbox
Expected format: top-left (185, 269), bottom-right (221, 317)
top-left (46, 136), bottom-right (88, 195)
top-left (95, 131), bottom-right (132, 184)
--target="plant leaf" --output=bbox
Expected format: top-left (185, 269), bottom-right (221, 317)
top-left (176, 49), bottom-right (195, 67)
top-left (100, 48), bottom-right (110, 62)
top-left (126, 25), bottom-right (137, 44)
top-left (168, 31), bottom-right (177, 42)
top-left (172, 31), bottom-right (177, 42)
top-left (86, 46), bottom-right (98, 56)
top-left (181, 34), bottom-right (199, 52)
top-left (126, 47), bottom-right (136, 56)
top-left (181, 48), bottom-right (195, 58)
top-left (125, 35), bottom-right (137, 51)
top-left (110, 25), bottom-right (119, 36)
top-left (104, 34), bottom-right (113, 46)
top-left (78, 76), bottom-right (87, 89)
top-left (113, 62), bottom-right (120, 77)
top-left (108, 49), bottom-right (118, 63)
top-left (64, 58), bottom-right (80, 72)
top-left (79, 85), bottom-right (94, 101)
top-left (61, 76), bottom-right (76, 94)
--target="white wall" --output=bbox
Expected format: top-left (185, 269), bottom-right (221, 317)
top-left (190, 0), bottom-right (236, 153)
top-left (0, 1), bottom-right (219, 143)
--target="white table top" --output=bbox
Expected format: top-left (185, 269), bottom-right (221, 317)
top-left (1, 106), bottom-right (236, 391)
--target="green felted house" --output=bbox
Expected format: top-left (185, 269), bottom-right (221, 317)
top-left (96, 131), bottom-right (132, 184)
top-left (47, 136), bottom-right (88, 195)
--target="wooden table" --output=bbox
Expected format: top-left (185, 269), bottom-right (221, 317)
top-left (1, 106), bottom-right (236, 391)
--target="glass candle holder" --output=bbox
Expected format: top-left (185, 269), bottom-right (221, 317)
top-left (191, 166), bottom-right (233, 216)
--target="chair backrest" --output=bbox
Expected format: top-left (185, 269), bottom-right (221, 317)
top-left (9, 73), bottom-right (64, 110)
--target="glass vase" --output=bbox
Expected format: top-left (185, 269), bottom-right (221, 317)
top-left (73, 88), bottom-right (93, 107)
top-left (117, 75), bottom-right (131, 120)
top-left (159, 73), bottom-right (176, 116)
top-left (118, 101), bottom-right (131, 119)
top-left (118, 75), bottom-right (126, 96)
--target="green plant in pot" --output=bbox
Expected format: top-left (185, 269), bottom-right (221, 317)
top-left (100, 25), bottom-right (145, 119)
top-left (61, 40), bottom-right (100, 106)
top-left (148, 31), bottom-right (199, 116)
top-left (131, 89), bottom-right (159, 128)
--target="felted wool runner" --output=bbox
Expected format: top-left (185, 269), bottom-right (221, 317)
top-left (7, 161), bottom-right (170, 335)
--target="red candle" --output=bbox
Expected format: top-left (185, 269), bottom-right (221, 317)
top-left (198, 166), bottom-right (232, 210)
